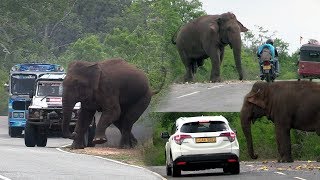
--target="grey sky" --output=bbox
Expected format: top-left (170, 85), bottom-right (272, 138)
top-left (200, 0), bottom-right (320, 54)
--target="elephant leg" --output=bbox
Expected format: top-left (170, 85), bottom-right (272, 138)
top-left (93, 103), bottom-right (121, 144)
top-left (113, 120), bottom-right (137, 147)
top-left (71, 109), bottom-right (96, 149)
top-left (119, 94), bottom-right (151, 148)
top-left (275, 126), bottom-right (293, 162)
top-left (208, 49), bottom-right (221, 82)
top-left (220, 47), bottom-right (225, 63)
top-left (179, 50), bottom-right (194, 82)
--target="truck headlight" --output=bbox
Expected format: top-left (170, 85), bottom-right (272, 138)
top-left (29, 109), bottom-right (40, 118)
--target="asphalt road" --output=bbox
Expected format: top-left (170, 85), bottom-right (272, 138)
top-left (0, 116), bottom-right (162, 180)
top-left (156, 81), bottom-right (254, 112)
top-left (149, 161), bottom-right (320, 180)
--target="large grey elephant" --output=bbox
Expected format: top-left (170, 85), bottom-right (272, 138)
top-left (62, 58), bottom-right (166, 149)
top-left (172, 12), bottom-right (248, 82)
top-left (240, 81), bottom-right (320, 162)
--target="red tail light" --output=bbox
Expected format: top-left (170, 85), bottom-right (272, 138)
top-left (173, 134), bottom-right (192, 145)
top-left (228, 159), bottom-right (238, 163)
top-left (176, 161), bottom-right (187, 165)
top-left (263, 61), bottom-right (270, 65)
top-left (220, 132), bottom-right (236, 142)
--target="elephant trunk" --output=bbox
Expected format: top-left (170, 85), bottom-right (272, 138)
top-left (240, 106), bottom-right (258, 159)
top-left (231, 35), bottom-right (244, 80)
top-left (62, 91), bottom-right (76, 139)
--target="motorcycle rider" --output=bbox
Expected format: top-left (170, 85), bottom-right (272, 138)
top-left (257, 39), bottom-right (279, 76)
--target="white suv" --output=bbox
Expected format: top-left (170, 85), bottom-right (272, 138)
top-left (161, 115), bottom-right (240, 177)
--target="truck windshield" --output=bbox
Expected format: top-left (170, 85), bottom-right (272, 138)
top-left (37, 82), bottom-right (63, 97)
top-left (11, 74), bottom-right (37, 95)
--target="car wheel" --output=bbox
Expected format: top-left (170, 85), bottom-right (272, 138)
top-left (166, 163), bottom-right (172, 176)
top-left (172, 165), bottom-right (181, 177)
top-left (24, 122), bottom-right (36, 147)
top-left (229, 162), bottom-right (240, 174)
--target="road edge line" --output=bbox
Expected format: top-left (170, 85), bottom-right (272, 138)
top-left (0, 174), bottom-right (12, 180)
top-left (56, 144), bottom-right (167, 180)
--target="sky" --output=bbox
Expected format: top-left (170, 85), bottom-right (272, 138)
top-left (199, 0), bottom-right (320, 54)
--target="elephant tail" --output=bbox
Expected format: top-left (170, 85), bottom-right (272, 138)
top-left (171, 34), bottom-right (177, 45)
top-left (152, 66), bottom-right (167, 95)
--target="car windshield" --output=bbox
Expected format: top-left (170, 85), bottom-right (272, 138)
top-left (11, 74), bottom-right (37, 95)
top-left (37, 81), bottom-right (63, 97)
top-left (180, 121), bottom-right (228, 133)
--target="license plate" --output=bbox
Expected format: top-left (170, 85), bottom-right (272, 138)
top-left (195, 137), bottom-right (216, 143)
top-left (263, 65), bottom-right (271, 70)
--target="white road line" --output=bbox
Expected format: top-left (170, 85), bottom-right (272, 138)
top-left (176, 91), bottom-right (200, 98)
top-left (274, 172), bottom-right (287, 175)
top-left (207, 85), bottom-right (224, 89)
top-left (0, 175), bottom-right (12, 180)
top-left (56, 146), bottom-right (167, 180)
top-left (294, 177), bottom-right (307, 180)
top-left (246, 165), bottom-right (254, 167)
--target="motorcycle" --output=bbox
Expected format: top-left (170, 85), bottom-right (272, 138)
top-left (259, 48), bottom-right (277, 82)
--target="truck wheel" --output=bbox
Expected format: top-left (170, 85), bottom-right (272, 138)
top-left (24, 122), bottom-right (36, 147)
top-left (36, 132), bottom-right (47, 147)
top-left (9, 127), bottom-right (22, 137)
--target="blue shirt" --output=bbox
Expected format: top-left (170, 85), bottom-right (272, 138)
top-left (258, 44), bottom-right (275, 59)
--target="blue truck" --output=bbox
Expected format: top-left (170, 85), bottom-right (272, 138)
top-left (6, 63), bottom-right (65, 137)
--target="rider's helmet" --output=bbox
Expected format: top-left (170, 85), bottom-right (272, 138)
top-left (266, 39), bottom-right (274, 45)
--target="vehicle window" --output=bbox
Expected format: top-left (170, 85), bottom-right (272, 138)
top-left (37, 82), bottom-right (63, 96)
top-left (180, 121), bottom-right (228, 133)
top-left (300, 50), bottom-right (320, 62)
top-left (11, 74), bottom-right (37, 95)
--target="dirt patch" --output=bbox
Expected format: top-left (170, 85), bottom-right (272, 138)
top-left (65, 146), bottom-right (146, 167)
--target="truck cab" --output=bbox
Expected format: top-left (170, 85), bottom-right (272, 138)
top-left (24, 73), bottom-right (95, 147)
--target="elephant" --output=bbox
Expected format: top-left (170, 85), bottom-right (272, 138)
top-left (62, 58), bottom-right (166, 149)
top-left (172, 12), bottom-right (248, 82)
top-left (240, 81), bottom-right (320, 162)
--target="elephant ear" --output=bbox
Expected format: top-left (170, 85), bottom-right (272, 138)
top-left (71, 62), bottom-right (101, 96)
top-left (246, 89), bottom-right (266, 109)
top-left (86, 63), bottom-right (101, 93)
top-left (237, 20), bottom-right (248, 32)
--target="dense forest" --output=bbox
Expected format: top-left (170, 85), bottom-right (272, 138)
top-left (0, 0), bottom-right (300, 115)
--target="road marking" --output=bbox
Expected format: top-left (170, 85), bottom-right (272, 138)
top-left (294, 177), bottom-right (307, 180)
top-left (176, 91), bottom-right (200, 98)
top-left (0, 175), bottom-right (12, 180)
top-left (246, 165), bottom-right (254, 167)
top-left (56, 146), bottom-right (167, 180)
top-left (274, 172), bottom-right (286, 175)
top-left (207, 85), bottom-right (224, 89)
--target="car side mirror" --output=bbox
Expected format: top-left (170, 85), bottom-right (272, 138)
top-left (29, 91), bottom-right (34, 98)
top-left (161, 131), bottom-right (170, 139)
top-left (3, 83), bottom-right (9, 92)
